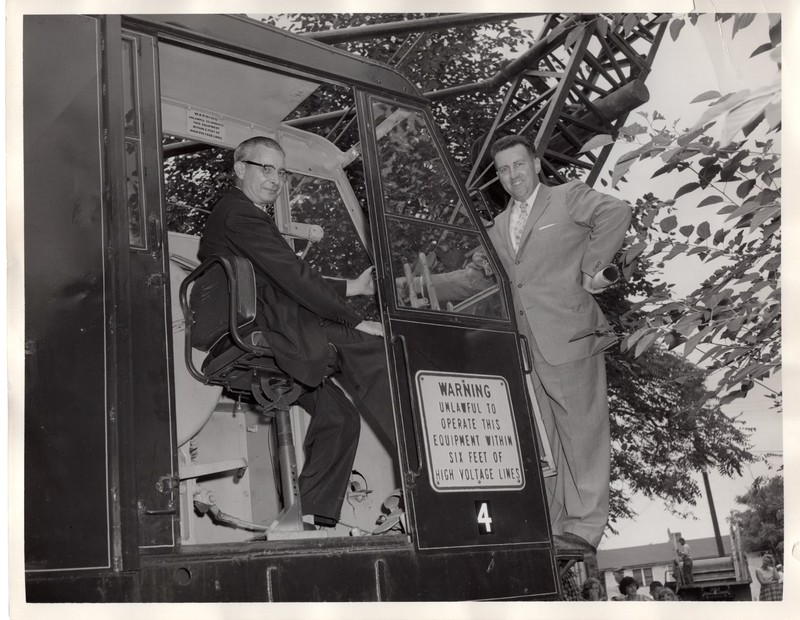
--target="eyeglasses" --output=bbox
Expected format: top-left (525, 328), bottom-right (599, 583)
top-left (242, 160), bottom-right (289, 180)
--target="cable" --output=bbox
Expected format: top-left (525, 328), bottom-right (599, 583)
top-left (207, 505), bottom-right (270, 532)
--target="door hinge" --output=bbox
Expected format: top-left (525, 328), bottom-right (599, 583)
top-left (138, 474), bottom-right (180, 517)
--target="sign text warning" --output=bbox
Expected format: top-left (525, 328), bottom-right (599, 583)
top-left (416, 372), bottom-right (525, 492)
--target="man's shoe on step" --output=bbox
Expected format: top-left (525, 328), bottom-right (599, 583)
top-left (553, 532), bottom-right (597, 555)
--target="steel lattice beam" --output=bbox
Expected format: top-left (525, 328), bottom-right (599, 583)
top-left (467, 14), bottom-right (667, 211)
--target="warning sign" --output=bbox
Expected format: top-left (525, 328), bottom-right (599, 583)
top-left (416, 371), bottom-right (525, 492)
top-left (187, 110), bottom-right (225, 142)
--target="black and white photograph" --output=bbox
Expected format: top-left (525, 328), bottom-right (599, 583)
top-left (5, 1), bottom-right (795, 618)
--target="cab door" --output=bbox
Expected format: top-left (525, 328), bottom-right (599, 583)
top-left (23, 15), bottom-right (177, 576)
top-left (358, 94), bottom-right (554, 559)
top-left (24, 13), bottom-right (119, 574)
top-left (115, 27), bottom-right (179, 549)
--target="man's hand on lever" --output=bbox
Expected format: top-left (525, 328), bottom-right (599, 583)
top-left (355, 320), bottom-right (384, 337)
top-left (346, 266), bottom-right (376, 297)
top-left (346, 266), bottom-right (383, 335)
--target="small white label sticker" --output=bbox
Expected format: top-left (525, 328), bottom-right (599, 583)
top-left (187, 110), bottom-right (225, 142)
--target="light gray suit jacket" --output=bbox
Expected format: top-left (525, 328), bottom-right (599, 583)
top-left (486, 179), bottom-right (631, 366)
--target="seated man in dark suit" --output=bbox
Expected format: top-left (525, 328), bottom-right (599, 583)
top-left (199, 136), bottom-right (393, 526)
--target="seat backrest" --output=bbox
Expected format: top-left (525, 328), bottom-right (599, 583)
top-left (189, 255), bottom-right (258, 352)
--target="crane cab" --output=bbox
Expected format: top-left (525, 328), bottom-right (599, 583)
top-left (23, 14), bottom-right (559, 602)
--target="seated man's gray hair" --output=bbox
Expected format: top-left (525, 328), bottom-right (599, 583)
top-left (234, 136), bottom-right (285, 162)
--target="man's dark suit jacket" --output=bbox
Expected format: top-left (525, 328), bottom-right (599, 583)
top-left (198, 187), bottom-right (361, 388)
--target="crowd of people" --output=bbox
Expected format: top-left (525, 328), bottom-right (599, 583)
top-left (575, 551), bottom-right (784, 602)
top-left (578, 574), bottom-right (680, 602)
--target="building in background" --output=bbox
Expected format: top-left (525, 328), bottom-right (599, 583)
top-left (599, 534), bottom-right (765, 600)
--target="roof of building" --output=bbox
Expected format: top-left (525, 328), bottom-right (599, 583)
top-left (598, 535), bottom-right (732, 571)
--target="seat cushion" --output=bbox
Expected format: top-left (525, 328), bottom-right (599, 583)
top-left (202, 331), bottom-right (277, 377)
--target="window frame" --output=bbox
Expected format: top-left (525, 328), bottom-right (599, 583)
top-left (361, 93), bottom-right (513, 325)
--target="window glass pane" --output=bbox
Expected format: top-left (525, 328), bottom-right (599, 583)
top-left (125, 139), bottom-right (146, 248)
top-left (288, 173), bottom-right (376, 320)
top-left (631, 568), bottom-right (652, 587)
top-left (387, 218), bottom-right (506, 319)
top-left (372, 101), bottom-right (472, 228)
top-left (121, 38), bottom-right (139, 137)
top-left (284, 82), bottom-right (360, 155)
top-left (163, 137), bottom-right (231, 235)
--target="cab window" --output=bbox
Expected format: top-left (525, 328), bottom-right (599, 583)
top-left (372, 100), bottom-right (507, 319)
top-left (287, 173), bottom-right (376, 319)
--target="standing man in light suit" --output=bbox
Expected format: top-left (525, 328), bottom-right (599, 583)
top-left (485, 134), bottom-right (631, 554)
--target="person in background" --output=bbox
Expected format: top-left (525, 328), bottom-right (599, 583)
top-left (485, 134), bottom-right (631, 556)
top-left (609, 568), bottom-right (627, 600)
top-left (671, 559), bottom-right (684, 586)
top-left (677, 537), bottom-right (693, 584)
top-left (756, 553), bottom-right (782, 601)
top-left (655, 587), bottom-right (680, 601)
top-left (581, 577), bottom-right (605, 601)
top-left (617, 576), bottom-right (650, 601)
top-left (648, 580), bottom-right (664, 600)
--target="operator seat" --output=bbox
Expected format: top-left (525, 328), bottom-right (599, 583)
top-left (179, 254), bottom-right (306, 534)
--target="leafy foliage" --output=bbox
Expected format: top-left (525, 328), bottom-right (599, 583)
top-left (607, 345), bottom-right (754, 524)
top-left (606, 13), bottom-right (782, 411)
top-left (164, 139), bottom-right (232, 236)
top-left (730, 474), bottom-right (783, 556)
top-left (597, 267), bottom-right (754, 526)
top-left (262, 13), bottom-right (535, 179)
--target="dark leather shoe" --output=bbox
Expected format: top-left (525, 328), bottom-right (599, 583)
top-left (553, 532), bottom-right (597, 555)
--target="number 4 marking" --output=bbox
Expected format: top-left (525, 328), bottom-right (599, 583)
top-left (476, 501), bottom-right (493, 534)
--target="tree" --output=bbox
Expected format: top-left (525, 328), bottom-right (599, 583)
top-left (164, 13), bottom-right (756, 525)
top-left (604, 13), bottom-right (782, 411)
top-left (730, 474), bottom-right (783, 557)
top-left (599, 273), bottom-right (754, 526)
top-left (260, 13), bottom-right (535, 180)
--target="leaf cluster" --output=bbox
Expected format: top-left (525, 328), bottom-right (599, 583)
top-left (272, 13), bottom-right (534, 178)
top-left (606, 345), bottom-right (754, 524)
top-left (730, 474), bottom-right (783, 556)
top-left (607, 13), bottom-right (781, 410)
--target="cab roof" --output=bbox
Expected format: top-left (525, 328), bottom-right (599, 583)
top-left (125, 14), bottom-right (426, 102)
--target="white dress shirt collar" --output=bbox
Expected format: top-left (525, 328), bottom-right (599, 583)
top-left (516, 183), bottom-right (541, 212)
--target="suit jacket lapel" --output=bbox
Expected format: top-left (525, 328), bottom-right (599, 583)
top-left (493, 201), bottom-right (515, 261)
